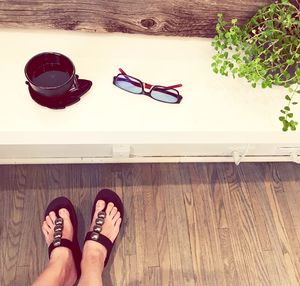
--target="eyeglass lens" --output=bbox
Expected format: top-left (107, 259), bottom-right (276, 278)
top-left (115, 75), bottom-right (143, 94)
top-left (150, 87), bottom-right (179, 103)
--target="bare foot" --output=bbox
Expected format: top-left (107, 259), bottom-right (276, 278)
top-left (82, 200), bottom-right (122, 266)
top-left (42, 208), bottom-right (77, 285)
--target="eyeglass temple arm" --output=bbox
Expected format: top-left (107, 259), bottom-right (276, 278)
top-left (118, 68), bottom-right (135, 82)
top-left (163, 84), bottom-right (183, 89)
top-left (118, 68), bottom-right (182, 89)
top-left (118, 68), bottom-right (141, 88)
top-left (119, 68), bottom-right (132, 80)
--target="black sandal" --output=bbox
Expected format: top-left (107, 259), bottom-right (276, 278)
top-left (44, 197), bottom-right (82, 278)
top-left (84, 188), bottom-right (124, 267)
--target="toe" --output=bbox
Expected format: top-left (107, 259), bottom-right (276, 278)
top-left (59, 208), bottom-right (70, 219)
top-left (42, 221), bottom-right (51, 233)
top-left (46, 215), bottom-right (54, 228)
top-left (93, 200), bottom-right (105, 220)
top-left (42, 222), bottom-right (52, 245)
top-left (110, 207), bottom-right (118, 218)
top-left (106, 202), bottom-right (114, 215)
top-left (115, 217), bottom-right (122, 228)
top-left (49, 211), bottom-right (57, 224)
top-left (42, 226), bottom-right (49, 237)
top-left (113, 211), bottom-right (120, 222)
top-left (95, 200), bottom-right (105, 212)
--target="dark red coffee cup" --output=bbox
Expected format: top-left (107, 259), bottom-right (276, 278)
top-left (25, 52), bottom-right (79, 97)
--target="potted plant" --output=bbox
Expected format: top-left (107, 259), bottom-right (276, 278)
top-left (211, 0), bottom-right (300, 131)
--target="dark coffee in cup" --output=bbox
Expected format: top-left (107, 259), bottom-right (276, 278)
top-left (25, 52), bottom-right (78, 97)
top-left (32, 69), bottom-right (71, 88)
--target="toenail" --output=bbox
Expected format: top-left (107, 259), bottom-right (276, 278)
top-left (97, 200), bottom-right (104, 207)
top-left (59, 209), bottom-right (68, 216)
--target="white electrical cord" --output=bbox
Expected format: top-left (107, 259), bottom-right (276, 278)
top-left (290, 152), bottom-right (300, 164)
top-left (232, 144), bottom-right (250, 166)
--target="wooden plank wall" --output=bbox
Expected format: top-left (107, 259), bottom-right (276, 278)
top-left (0, 0), bottom-right (274, 37)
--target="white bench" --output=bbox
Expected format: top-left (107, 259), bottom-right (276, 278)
top-left (1, 29), bottom-right (299, 164)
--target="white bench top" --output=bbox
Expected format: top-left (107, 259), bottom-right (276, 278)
top-left (0, 29), bottom-right (299, 145)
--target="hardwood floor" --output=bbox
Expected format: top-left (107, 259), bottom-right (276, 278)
top-left (0, 163), bottom-right (300, 286)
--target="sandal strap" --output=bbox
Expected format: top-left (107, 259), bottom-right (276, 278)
top-left (48, 238), bottom-right (76, 258)
top-left (85, 231), bottom-right (113, 266)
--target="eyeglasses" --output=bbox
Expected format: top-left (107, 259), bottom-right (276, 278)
top-left (113, 68), bottom-right (183, 104)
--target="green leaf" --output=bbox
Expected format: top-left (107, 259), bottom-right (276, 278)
top-left (290, 120), bottom-right (298, 131)
top-left (287, 113), bottom-right (293, 118)
top-left (284, 106), bottom-right (290, 111)
top-left (251, 83), bottom-right (256, 88)
top-left (225, 32), bottom-right (231, 39)
top-left (292, 102), bottom-right (298, 105)
top-left (280, 109), bottom-right (286, 114)
top-left (279, 116), bottom-right (285, 121)
top-left (285, 95), bottom-right (291, 101)
top-left (274, 78), bottom-right (281, 85)
top-left (282, 119), bottom-right (289, 132)
top-left (286, 59), bottom-right (295, 65)
top-left (261, 81), bottom-right (267, 89)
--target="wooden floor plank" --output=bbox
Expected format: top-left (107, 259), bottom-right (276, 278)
top-left (218, 228), bottom-right (240, 286)
top-left (161, 164), bottom-right (196, 286)
top-left (147, 266), bottom-right (161, 285)
top-left (277, 164), bottom-right (300, 239)
top-left (1, 166), bottom-right (27, 286)
top-left (179, 164), bottom-right (203, 286)
top-left (130, 164), bottom-right (148, 285)
top-left (234, 164), bottom-right (270, 285)
top-left (239, 163), bottom-right (272, 251)
top-left (272, 164), bottom-right (300, 284)
top-left (188, 163), bottom-right (225, 286)
top-left (0, 239), bottom-right (6, 286)
top-left (217, 164), bottom-right (261, 286)
top-left (15, 266), bottom-right (30, 286)
top-left (152, 164), bottom-right (173, 286)
top-left (140, 164), bottom-right (159, 268)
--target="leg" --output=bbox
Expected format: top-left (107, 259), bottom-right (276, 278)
top-left (32, 209), bottom-right (77, 286)
top-left (78, 201), bottom-right (122, 286)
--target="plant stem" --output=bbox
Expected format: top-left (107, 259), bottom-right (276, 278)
top-left (285, 84), bottom-right (299, 122)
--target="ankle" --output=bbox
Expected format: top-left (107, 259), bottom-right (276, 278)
top-left (84, 242), bottom-right (107, 257)
top-left (49, 248), bottom-right (77, 286)
top-left (50, 247), bottom-right (73, 262)
top-left (82, 241), bottom-right (107, 266)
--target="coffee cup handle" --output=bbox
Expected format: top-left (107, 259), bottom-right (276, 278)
top-left (69, 75), bottom-right (80, 93)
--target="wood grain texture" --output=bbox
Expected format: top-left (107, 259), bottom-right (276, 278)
top-left (1, 162), bottom-right (300, 285)
top-left (0, 0), bottom-right (274, 37)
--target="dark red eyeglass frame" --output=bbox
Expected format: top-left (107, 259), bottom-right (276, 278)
top-left (113, 68), bottom-right (183, 104)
